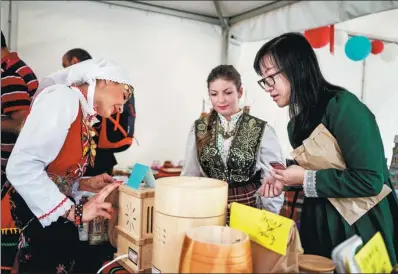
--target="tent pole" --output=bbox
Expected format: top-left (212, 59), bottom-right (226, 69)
top-left (7, 1), bottom-right (11, 46)
top-left (213, 0), bottom-right (229, 30)
top-left (213, 0), bottom-right (230, 65)
top-left (360, 59), bottom-right (366, 102)
top-left (345, 30), bottom-right (398, 44)
top-left (221, 28), bottom-right (229, 64)
top-left (7, 1), bottom-right (19, 51)
top-left (94, 0), bottom-right (220, 25)
top-left (230, 0), bottom-right (298, 25)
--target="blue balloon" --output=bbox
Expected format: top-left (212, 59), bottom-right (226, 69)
top-left (345, 36), bottom-right (371, 61)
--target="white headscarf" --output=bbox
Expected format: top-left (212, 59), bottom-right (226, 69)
top-left (34, 58), bottom-right (134, 118)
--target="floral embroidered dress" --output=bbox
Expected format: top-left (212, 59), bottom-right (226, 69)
top-left (7, 85), bottom-right (96, 273)
top-left (181, 110), bottom-right (286, 223)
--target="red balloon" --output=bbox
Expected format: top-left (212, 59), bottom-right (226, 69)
top-left (371, 40), bottom-right (384, 54)
top-left (304, 26), bottom-right (330, 48)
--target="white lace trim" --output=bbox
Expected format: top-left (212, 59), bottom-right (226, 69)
top-left (303, 170), bottom-right (318, 197)
top-left (38, 198), bottom-right (74, 228)
top-left (93, 77), bottom-right (132, 86)
top-left (87, 79), bottom-right (96, 116)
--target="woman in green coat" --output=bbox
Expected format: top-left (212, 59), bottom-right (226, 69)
top-left (254, 32), bottom-right (398, 265)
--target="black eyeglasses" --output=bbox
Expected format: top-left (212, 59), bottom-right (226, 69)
top-left (257, 70), bottom-right (282, 89)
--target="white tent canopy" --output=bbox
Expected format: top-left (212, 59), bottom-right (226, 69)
top-left (95, 1), bottom-right (292, 26)
top-left (92, 1), bottom-right (398, 35)
top-left (6, 1), bottom-right (396, 59)
top-left (95, 1), bottom-right (398, 64)
top-left (1, 0), bottom-right (397, 167)
top-left (229, 1), bottom-right (398, 42)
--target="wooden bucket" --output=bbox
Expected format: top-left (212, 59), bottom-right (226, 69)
top-left (180, 226), bottom-right (252, 273)
top-left (298, 254), bottom-right (336, 273)
top-left (152, 176), bottom-right (228, 273)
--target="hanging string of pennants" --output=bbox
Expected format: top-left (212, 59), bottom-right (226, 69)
top-left (304, 25), bottom-right (398, 62)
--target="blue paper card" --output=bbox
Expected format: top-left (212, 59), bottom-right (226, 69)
top-left (127, 163), bottom-right (156, 189)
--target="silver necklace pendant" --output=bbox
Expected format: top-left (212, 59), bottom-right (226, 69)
top-left (220, 128), bottom-right (236, 139)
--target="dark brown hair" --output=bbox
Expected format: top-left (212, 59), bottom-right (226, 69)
top-left (1, 31), bottom-right (7, 48)
top-left (64, 48), bottom-right (92, 62)
top-left (197, 65), bottom-right (242, 151)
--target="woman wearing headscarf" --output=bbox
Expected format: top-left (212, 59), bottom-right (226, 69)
top-left (255, 32), bottom-right (398, 264)
top-left (6, 58), bottom-right (135, 273)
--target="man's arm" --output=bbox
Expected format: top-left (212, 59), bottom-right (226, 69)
top-left (1, 72), bottom-right (31, 134)
top-left (2, 110), bottom-right (29, 134)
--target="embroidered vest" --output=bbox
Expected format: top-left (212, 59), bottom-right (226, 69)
top-left (46, 106), bottom-right (96, 196)
top-left (195, 113), bottom-right (266, 184)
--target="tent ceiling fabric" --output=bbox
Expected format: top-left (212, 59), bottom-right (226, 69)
top-left (335, 8), bottom-right (398, 43)
top-left (99, 0), bottom-right (287, 25)
top-left (230, 1), bottom-right (398, 42)
top-left (100, 1), bottom-right (398, 43)
top-left (138, 0), bottom-right (276, 18)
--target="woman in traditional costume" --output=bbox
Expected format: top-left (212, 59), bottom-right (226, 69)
top-left (6, 58), bottom-right (135, 273)
top-left (181, 65), bottom-right (285, 223)
top-left (255, 32), bottom-right (398, 264)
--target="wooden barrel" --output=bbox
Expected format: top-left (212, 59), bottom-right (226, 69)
top-left (154, 176), bottom-right (228, 217)
top-left (152, 176), bottom-right (228, 273)
top-left (298, 254), bottom-right (336, 273)
top-left (180, 226), bottom-right (252, 273)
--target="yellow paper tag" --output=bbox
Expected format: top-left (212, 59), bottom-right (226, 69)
top-left (354, 232), bottom-right (393, 273)
top-left (229, 202), bottom-right (293, 255)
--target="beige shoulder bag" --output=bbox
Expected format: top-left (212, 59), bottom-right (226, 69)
top-left (291, 124), bottom-right (391, 225)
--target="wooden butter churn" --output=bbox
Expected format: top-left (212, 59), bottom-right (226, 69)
top-left (151, 176), bottom-right (228, 273)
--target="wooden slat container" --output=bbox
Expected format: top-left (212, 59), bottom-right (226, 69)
top-left (117, 184), bottom-right (155, 240)
top-left (114, 226), bottom-right (152, 273)
top-left (298, 254), bottom-right (336, 273)
top-left (180, 225), bottom-right (253, 273)
top-left (151, 176), bottom-right (228, 273)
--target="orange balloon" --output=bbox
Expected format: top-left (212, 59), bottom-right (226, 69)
top-left (304, 26), bottom-right (330, 48)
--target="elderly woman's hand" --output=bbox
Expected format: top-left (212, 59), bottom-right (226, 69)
top-left (79, 173), bottom-right (116, 193)
top-left (66, 181), bottom-right (121, 222)
top-left (270, 165), bottom-right (305, 186)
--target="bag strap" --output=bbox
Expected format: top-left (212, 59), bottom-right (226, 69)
top-left (106, 116), bottom-right (128, 137)
top-left (98, 117), bottom-right (132, 149)
top-left (113, 112), bottom-right (120, 131)
top-left (290, 190), bottom-right (300, 219)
